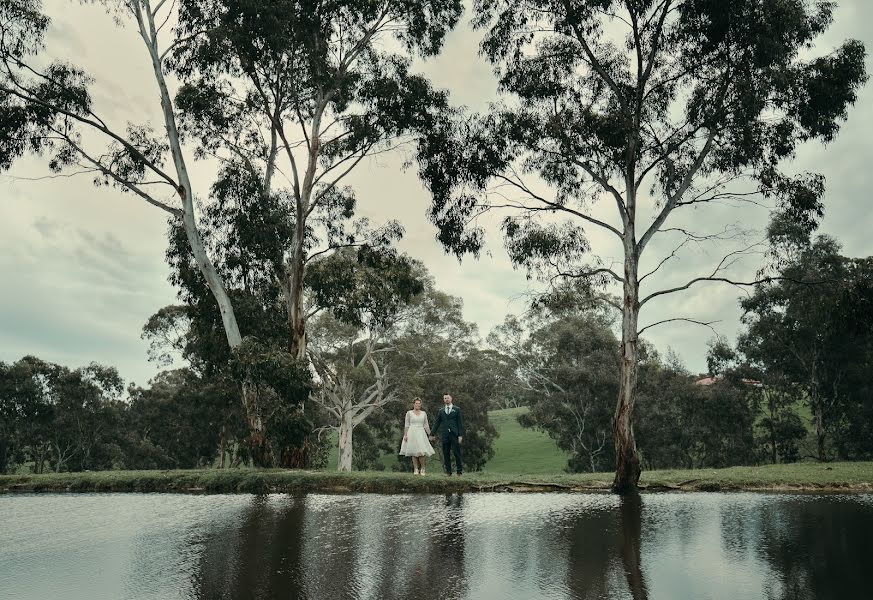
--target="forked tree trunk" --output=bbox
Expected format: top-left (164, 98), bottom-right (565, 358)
top-left (286, 109), bottom-right (324, 361)
top-left (337, 412), bottom-right (354, 472)
top-left (613, 249), bottom-right (642, 494)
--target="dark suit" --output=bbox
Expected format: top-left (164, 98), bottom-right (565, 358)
top-left (430, 405), bottom-right (464, 474)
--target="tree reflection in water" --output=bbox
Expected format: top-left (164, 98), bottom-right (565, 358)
top-left (414, 493), bottom-right (467, 600)
top-left (191, 495), bottom-right (306, 600)
top-left (620, 493), bottom-right (648, 600)
top-left (171, 492), bottom-right (873, 600)
top-left (756, 495), bottom-right (873, 600)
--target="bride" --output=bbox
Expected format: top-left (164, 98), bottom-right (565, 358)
top-left (399, 398), bottom-right (435, 475)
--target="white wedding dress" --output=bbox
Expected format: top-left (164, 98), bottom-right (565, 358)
top-left (399, 410), bottom-right (435, 457)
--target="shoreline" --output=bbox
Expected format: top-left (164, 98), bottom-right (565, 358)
top-left (2, 463), bottom-right (872, 495)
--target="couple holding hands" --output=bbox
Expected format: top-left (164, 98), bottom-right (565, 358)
top-left (399, 393), bottom-right (464, 476)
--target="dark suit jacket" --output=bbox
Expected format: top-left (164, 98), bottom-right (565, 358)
top-left (430, 405), bottom-right (464, 439)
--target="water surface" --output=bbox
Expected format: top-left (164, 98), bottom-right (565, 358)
top-left (2, 491), bottom-right (871, 599)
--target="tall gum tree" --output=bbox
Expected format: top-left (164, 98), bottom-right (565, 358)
top-left (0, 0), bottom-right (241, 349)
top-left (0, 0), bottom-right (271, 445)
top-left (172, 0), bottom-right (463, 360)
top-left (416, 0), bottom-right (866, 492)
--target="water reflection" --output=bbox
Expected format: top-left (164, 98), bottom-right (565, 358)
top-left (1, 492), bottom-right (872, 600)
top-left (415, 494), bottom-right (467, 600)
top-left (620, 494), bottom-right (648, 600)
top-left (191, 495), bottom-right (306, 599)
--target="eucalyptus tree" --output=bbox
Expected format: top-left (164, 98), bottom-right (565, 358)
top-left (0, 0), bottom-right (263, 440)
top-left (0, 0), bottom-right (242, 347)
top-left (306, 248), bottom-right (424, 471)
top-left (172, 0), bottom-right (462, 360)
top-left (739, 235), bottom-right (859, 461)
top-left (417, 0), bottom-right (866, 491)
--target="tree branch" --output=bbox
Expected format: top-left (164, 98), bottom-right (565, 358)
top-left (637, 130), bottom-right (716, 253)
top-left (638, 317), bottom-right (720, 337)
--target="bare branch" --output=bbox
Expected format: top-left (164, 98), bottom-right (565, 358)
top-left (0, 83), bottom-right (178, 187)
top-left (492, 172), bottom-right (624, 239)
top-left (553, 267), bottom-right (624, 284)
top-left (640, 242), bottom-right (767, 306)
top-left (57, 130), bottom-right (182, 216)
top-left (638, 317), bottom-right (720, 337)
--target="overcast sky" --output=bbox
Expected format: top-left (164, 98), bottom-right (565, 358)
top-left (2, 1), bottom-right (872, 387)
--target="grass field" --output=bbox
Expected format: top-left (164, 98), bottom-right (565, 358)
top-left (482, 407), bottom-right (571, 474)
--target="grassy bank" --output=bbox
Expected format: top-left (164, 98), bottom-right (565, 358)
top-left (2, 462), bottom-right (872, 494)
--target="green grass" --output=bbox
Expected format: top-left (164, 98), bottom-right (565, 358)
top-left (2, 462), bottom-right (871, 494)
top-left (483, 407), bottom-right (571, 474)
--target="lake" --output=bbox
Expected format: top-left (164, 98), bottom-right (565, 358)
top-left (2, 492), bottom-right (871, 599)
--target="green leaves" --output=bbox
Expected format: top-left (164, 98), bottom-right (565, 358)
top-left (306, 246), bottom-right (424, 329)
top-left (503, 219), bottom-right (590, 278)
top-left (0, 0), bottom-right (49, 60)
top-left (422, 0), bottom-right (867, 272)
top-left (791, 39), bottom-right (867, 142)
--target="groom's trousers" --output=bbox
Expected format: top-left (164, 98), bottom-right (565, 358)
top-left (442, 433), bottom-right (462, 474)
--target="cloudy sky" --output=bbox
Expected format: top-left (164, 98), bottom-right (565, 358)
top-left (2, 1), bottom-right (872, 387)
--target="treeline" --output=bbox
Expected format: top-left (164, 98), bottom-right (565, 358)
top-left (4, 227), bottom-right (870, 476)
top-left (0, 359), bottom-right (240, 474)
top-left (0, 262), bottom-right (502, 475)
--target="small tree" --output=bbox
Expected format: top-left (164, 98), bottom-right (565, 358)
top-left (490, 309), bottom-right (619, 473)
top-left (417, 0), bottom-right (866, 491)
top-left (309, 315), bottom-right (399, 471)
top-left (739, 234), bottom-right (863, 461)
top-left (306, 248), bottom-right (424, 471)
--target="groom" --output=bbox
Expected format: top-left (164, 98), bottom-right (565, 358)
top-left (430, 393), bottom-right (464, 476)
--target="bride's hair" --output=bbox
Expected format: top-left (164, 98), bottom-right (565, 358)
top-left (411, 397), bottom-right (422, 406)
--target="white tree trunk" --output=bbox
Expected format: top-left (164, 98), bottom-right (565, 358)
top-left (138, 5), bottom-right (243, 350)
top-left (613, 234), bottom-right (642, 493)
top-left (337, 411), bottom-right (354, 472)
